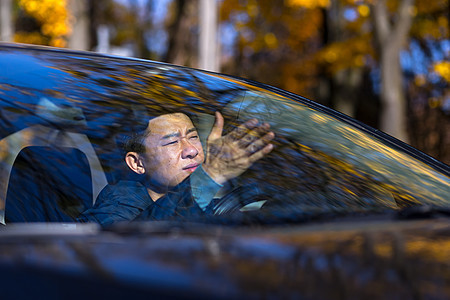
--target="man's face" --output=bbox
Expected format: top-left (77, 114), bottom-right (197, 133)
top-left (141, 113), bottom-right (205, 189)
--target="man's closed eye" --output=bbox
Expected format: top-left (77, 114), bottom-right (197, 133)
top-left (163, 140), bottom-right (178, 146)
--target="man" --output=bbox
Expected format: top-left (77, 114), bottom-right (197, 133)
top-left (78, 111), bottom-right (274, 226)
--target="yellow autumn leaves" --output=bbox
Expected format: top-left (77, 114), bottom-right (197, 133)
top-left (433, 61), bottom-right (450, 82)
top-left (287, 0), bottom-right (330, 9)
top-left (14, 0), bottom-right (72, 47)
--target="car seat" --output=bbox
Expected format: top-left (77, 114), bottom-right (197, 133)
top-left (5, 146), bottom-right (93, 222)
top-left (0, 97), bottom-right (108, 224)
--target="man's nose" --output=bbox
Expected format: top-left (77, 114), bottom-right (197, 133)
top-left (180, 139), bottom-right (199, 159)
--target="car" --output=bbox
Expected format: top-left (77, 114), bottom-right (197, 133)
top-left (0, 43), bottom-right (449, 299)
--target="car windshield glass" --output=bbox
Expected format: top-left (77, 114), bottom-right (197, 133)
top-left (0, 47), bottom-right (449, 225)
top-left (210, 89), bottom-right (449, 216)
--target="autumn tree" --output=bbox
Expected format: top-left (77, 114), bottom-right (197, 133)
top-left (14, 0), bottom-right (72, 47)
top-left (404, 0), bottom-right (449, 162)
top-left (220, 0), bottom-right (326, 97)
top-left (219, 0), bottom-right (449, 163)
top-left (11, 0), bottom-right (448, 162)
top-left (163, 0), bottom-right (200, 66)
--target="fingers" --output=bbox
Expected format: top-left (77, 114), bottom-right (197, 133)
top-left (207, 111), bottom-right (224, 141)
top-left (236, 121), bottom-right (271, 148)
top-left (248, 143), bottom-right (274, 163)
top-left (228, 118), bottom-right (259, 141)
top-left (246, 131), bottom-right (275, 154)
top-left (248, 144), bottom-right (274, 164)
top-left (203, 115), bottom-right (275, 184)
top-left (208, 113), bottom-right (275, 160)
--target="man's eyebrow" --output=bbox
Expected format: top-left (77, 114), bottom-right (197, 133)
top-left (161, 128), bottom-right (197, 140)
top-left (187, 128), bottom-right (197, 134)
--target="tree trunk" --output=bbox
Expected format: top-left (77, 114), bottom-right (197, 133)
top-left (128, 0), bottom-right (152, 59)
top-left (199, 0), bottom-right (219, 72)
top-left (317, 3), bottom-right (363, 118)
top-left (0, 0), bottom-right (13, 42)
top-left (379, 44), bottom-right (409, 141)
top-left (372, 0), bottom-right (413, 143)
top-left (164, 0), bottom-right (199, 66)
top-left (68, 0), bottom-right (89, 50)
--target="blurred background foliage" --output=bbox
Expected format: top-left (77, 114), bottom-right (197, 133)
top-left (2, 0), bottom-right (449, 164)
top-left (13, 0), bottom-right (71, 46)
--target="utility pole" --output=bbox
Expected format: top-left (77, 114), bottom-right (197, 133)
top-left (0, 0), bottom-right (13, 42)
top-left (199, 0), bottom-right (219, 72)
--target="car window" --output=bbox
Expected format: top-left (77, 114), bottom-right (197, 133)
top-left (215, 89), bottom-right (449, 214)
top-left (0, 46), bottom-right (449, 224)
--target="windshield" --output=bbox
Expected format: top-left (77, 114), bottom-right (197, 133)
top-left (1, 46), bottom-right (449, 225)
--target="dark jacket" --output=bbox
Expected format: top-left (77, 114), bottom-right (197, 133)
top-left (78, 166), bottom-right (221, 226)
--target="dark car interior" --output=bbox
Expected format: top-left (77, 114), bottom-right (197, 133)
top-left (0, 96), bottom-right (109, 224)
top-left (0, 90), bottom-right (445, 224)
top-left (1, 49), bottom-right (448, 226)
top-left (5, 146), bottom-right (93, 222)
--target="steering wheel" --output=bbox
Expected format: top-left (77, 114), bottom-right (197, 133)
top-left (212, 184), bottom-right (269, 215)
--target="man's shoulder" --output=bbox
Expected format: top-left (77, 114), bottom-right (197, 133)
top-left (77, 180), bottom-right (152, 225)
top-left (97, 180), bottom-right (151, 208)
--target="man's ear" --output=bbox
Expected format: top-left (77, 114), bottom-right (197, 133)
top-left (125, 152), bottom-right (146, 174)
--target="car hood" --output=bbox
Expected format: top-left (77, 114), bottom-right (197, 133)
top-left (0, 218), bottom-right (449, 299)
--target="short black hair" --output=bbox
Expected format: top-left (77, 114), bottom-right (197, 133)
top-left (122, 129), bottom-right (150, 154)
top-left (121, 112), bottom-right (199, 155)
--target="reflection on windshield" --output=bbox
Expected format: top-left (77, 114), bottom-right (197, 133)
top-left (220, 90), bottom-right (449, 212)
top-left (0, 47), bottom-right (449, 225)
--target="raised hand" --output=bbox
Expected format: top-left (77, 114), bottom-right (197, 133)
top-left (202, 111), bottom-right (275, 185)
